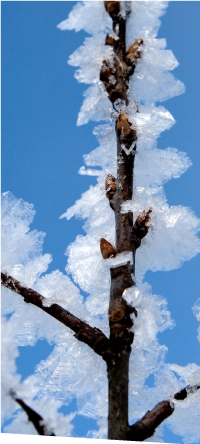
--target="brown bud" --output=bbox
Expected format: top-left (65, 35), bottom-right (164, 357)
top-left (104, 1), bottom-right (120, 18)
top-left (133, 208), bottom-right (152, 240)
top-left (104, 0), bottom-right (111, 9)
top-left (127, 39), bottom-right (143, 57)
top-left (125, 39), bottom-right (143, 65)
top-left (105, 174), bottom-right (116, 200)
top-left (100, 60), bottom-right (114, 83)
top-left (100, 238), bottom-right (116, 259)
top-left (105, 174), bottom-right (116, 196)
top-left (105, 34), bottom-right (115, 46)
top-left (125, 53), bottom-right (137, 67)
top-left (117, 113), bottom-right (132, 137)
top-left (117, 114), bottom-right (137, 148)
top-left (107, 2), bottom-right (120, 17)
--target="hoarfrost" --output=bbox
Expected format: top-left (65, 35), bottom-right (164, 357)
top-left (57, 1), bottom-right (111, 34)
top-left (57, 1), bottom-right (200, 440)
top-left (2, 1), bottom-right (200, 442)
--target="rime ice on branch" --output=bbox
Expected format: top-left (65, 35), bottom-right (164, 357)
top-left (59, 1), bottom-right (200, 440)
top-left (1, 1), bottom-right (200, 442)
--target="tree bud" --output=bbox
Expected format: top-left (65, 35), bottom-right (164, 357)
top-left (133, 208), bottom-right (152, 240)
top-left (117, 113), bottom-right (132, 137)
top-left (125, 39), bottom-right (143, 66)
top-left (117, 114), bottom-right (137, 148)
top-left (100, 60), bottom-right (114, 83)
top-left (100, 238), bottom-right (116, 259)
top-left (104, 1), bottom-right (120, 18)
top-left (126, 39), bottom-right (143, 57)
top-left (105, 34), bottom-right (115, 46)
top-left (105, 174), bottom-right (116, 199)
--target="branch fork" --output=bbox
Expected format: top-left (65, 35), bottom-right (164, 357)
top-left (1, 2), bottom-right (198, 441)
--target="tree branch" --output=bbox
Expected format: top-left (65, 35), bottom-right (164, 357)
top-left (1, 272), bottom-right (110, 358)
top-left (101, 3), bottom-right (140, 439)
top-left (10, 391), bottom-right (55, 436)
top-left (174, 384), bottom-right (200, 400)
top-left (127, 384), bottom-right (200, 441)
top-left (127, 401), bottom-right (174, 441)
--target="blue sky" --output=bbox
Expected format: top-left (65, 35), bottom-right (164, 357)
top-left (2, 1), bottom-right (200, 442)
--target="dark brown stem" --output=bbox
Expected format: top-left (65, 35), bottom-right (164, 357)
top-left (103, 2), bottom-right (139, 439)
top-left (109, 263), bottom-right (136, 330)
top-left (107, 352), bottom-right (130, 440)
top-left (103, 3), bottom-right (155, 440)
top-left (174, 384), bottom-right (200, 400)
top-left (111, 16), bottom-right (128, 104)
top-left (1, 272), bottom-right (109, 358)
top-left (127, 401), bottom-right (174, 441)
top-left (10, 391), bottom-right (55, 436)
top-left (107, 263), bottom-right (136, 439)
top-left (127, 384), bottom-right (200, 441)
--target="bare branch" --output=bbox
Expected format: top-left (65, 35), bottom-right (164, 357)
top-left (102, 3), bottom-right (140, 439)
top-left (10, 391), bottom-right (55, 436)
top-left (174, 384), bottom-right (200, 400)
top-left (109, 263), bottom-right (136, 331)
top-left (127, 401), bottom-right (174, 441)
top-left (1, 272), bottom-right (110, 358)
top-left (127, 384), bottom-right (200, 441)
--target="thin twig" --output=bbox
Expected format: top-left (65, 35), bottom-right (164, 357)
top-left (1, 272), bottom-right (110, 358)
top-left (10, 391), bottom-right (55, 436)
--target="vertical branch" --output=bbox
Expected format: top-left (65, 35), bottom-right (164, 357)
top-left (108, 263), bottom-right (135, 440)
top-left (102, 2), bottom-right (143, 439)
top-left (102, 3), bottom-right (150, 439)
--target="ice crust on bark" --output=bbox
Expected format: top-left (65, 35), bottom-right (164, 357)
top-left (1, 1), bottom-right (200, 442)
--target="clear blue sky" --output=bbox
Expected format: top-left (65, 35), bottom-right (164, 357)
top-left (2, 2), bottom-right (200, 442)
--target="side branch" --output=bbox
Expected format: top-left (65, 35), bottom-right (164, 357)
top-left (10, 391), bottom-right (55, 436)
top-left (127, 384), bottom-right (200, 441)
top-left (1, 272), bottom-right (109, 358)
top-left (127, 401), bottom-right (174, 441)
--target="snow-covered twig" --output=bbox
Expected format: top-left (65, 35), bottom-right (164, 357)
top-left (10, 391), bottom-right (55, 436)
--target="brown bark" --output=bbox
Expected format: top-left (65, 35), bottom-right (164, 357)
top-left (174, 384), bottom-right (200, 400)
top-left (1, 272), bottom-right (109, 358)
top-left (10, 391), bottom-right (55, 436)
top-left (127, 384), bottom-right (200, 441)
top-left (102, 1), bottom-right (142, 439)
top-left (127, 401), bottom-right (174, 441)
top-left (107, 352), bottom-right (130, 440)
top-left (2, 3), bottom-right (198, 440)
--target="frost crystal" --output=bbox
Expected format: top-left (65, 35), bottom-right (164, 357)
top-left (2, 1), bottom-right (200, 441)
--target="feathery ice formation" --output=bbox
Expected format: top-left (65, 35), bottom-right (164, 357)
top-left (2, 2), bottom-right (200, 442)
